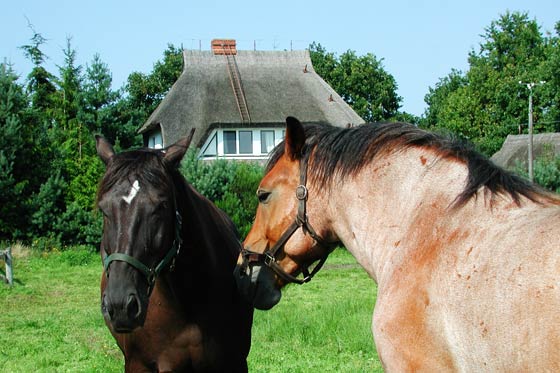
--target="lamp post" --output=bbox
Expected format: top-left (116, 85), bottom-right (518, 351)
top-left (519, 80), bottom-right (546, 182)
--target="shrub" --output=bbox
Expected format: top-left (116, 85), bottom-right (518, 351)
top-left (215, 162), bottom-right (262, 237)
top-left (515, 150), bottom-right (560, 193)
top-left (181, 152), bottom-right (263, 237)
top-left (533, 155), bottom-right (560, 193)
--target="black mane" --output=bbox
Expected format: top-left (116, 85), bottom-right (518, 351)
top-left (268, 122), bottom-right (546, 207)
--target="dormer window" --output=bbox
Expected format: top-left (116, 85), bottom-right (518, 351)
top-left (147, 129), bottom-right (163, 149)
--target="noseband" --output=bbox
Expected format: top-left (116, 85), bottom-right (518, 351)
top-left (102, 192), bottom-right (183, 295)
top-left (240, 155), bottom-right (334, 285)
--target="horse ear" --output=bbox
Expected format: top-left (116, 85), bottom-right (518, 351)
top-left (96, 135), bottom-right (115, 165)
top-left (164, 129), bottom-right (195, 166)
top-left (285, 116), bottom-right (305, 160)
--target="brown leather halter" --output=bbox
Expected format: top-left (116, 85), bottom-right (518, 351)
top-left (239, 155), bottom-right (335, 285)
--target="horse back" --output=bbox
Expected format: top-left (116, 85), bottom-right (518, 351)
top-left (374, 200), bottom-right (560, 371)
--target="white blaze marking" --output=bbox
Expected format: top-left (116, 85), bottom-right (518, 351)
top-left (123, 180), bottom-right (140, 204)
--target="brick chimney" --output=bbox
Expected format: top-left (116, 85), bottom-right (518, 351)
top-left (211, 39), bottom-right (237, 55)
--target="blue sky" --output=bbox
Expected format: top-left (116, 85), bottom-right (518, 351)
top-left (1, 0), bottom-right (558, 116)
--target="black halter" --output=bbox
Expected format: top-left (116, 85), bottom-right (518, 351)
top-left (239, 155), bottom-right (335, 285)
top-left (102, 192), bottom-right (183, 295)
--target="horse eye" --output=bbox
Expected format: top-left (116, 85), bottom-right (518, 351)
top-left (257, 189), bottom-right (272, 204)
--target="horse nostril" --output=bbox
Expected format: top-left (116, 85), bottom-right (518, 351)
top-left (102, 294), bottom-right (114, 319)
top-left (126, 294), bottom-right (141, 320)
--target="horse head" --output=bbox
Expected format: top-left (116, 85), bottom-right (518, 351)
top-left (95, 131), bottom-right (193, 333)
top-left (234, 117), bottom-right (336, 310)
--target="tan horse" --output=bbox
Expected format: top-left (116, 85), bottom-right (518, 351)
top-left (234, 117), bottom-right (560, 371)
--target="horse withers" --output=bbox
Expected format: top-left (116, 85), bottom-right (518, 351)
top-left (96, 133), bottom-right (253, 372)
top-left (234, 116), bottom-right (560, 371)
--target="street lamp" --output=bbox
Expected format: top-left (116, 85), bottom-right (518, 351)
top-left (519, 80), bottom-right (546, 182)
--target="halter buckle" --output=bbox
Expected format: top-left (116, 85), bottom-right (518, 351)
top-left (295, 185), bottom-right (308, 200)
top-left (264, 252), bottom-right (276, 266)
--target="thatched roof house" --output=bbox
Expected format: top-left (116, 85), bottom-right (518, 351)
top-left (138, 40), bottom-right (364, 160)
top-left (491, 133), bottom-right (560, 170)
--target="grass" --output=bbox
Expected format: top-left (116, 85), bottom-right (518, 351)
top-left (0, 247), bottom-right (382, 372)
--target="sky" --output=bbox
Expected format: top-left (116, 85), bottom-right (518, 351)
top-left (1, 0), bottom-right (558, 117)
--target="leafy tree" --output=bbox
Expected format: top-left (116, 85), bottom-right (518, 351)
top-left (310, 42), bottom-right (402, 122)
top-left (422, 69), bottom-right (468, 129)
top-left (421, 12), bottom-right (559, 155)
top-left (126, 44), bottom-right (183, 123)
top-left (538, 21), bottom-right (560, 129)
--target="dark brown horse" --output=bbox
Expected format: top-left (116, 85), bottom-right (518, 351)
top-left (96, 133), bottom-right (253, 372)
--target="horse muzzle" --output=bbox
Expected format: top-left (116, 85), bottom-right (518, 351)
top-left (233, 261), bottom-right (282, 310)
top-left (102, 284), bottom-right (148, 333)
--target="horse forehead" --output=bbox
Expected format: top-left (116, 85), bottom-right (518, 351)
top-left (122, 180), bottom-right (141, 204)
top-left (103, 178), bottom-right (164, 206)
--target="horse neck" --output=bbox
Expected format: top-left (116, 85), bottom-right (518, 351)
top-left (326, 147), bottom-right (470, 284)
top-left (173, 176), bottom-right (239, 278)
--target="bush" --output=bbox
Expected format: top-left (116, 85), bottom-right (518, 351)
top-left (215, 162), bottom-right (263, 237)
top-left (57, 201), bottom-right (102, 248)
top-left (32, 236), bottom-right (63, 253)
top-left (515, 151), bottom-right (560, 193)
top-left (533, 155), bottom-right (560, 193)
top-left (181, 151), bottom-right (263, 237)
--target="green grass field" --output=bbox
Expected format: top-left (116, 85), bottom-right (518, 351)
top-left (0, 248), bottom-right (382, 372)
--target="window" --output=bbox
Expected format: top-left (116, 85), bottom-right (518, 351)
top-left (148, 130), bottom-right (163, 149)
top-left (224, 131), bottom-right (236, 154)
top-left (239, 131), bottom-right (253, 154)
top-left (261, 130), bottom-right (275, 154)
top-left (201, 132), bottom-right (217, 157)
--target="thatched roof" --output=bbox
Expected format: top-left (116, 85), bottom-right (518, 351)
top-left (138, 49), bottom-right (365, 147)
top-left (491, 133), bottom-right (560, 169)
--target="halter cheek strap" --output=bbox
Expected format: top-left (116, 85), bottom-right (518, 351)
top-left (240, 155), bottom-right (335, 285)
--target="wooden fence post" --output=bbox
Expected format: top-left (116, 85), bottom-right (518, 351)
top-left (1, 247), bottom-right (13, 286)
top-left (5, 246), bottom-right (13, 286)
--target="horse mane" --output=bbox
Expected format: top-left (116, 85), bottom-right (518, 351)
top-left (267, 122), bottom-right (549, 207)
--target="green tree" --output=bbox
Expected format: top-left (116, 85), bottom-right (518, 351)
top-left (126, 44), bottom-right (183, 123)
top-left (422, 12), bottom-right (558, 155)
top-left (19, 25), bottom-right (57, 115)
top-left (422, 69), bottom-right (468, 129)
top-left (310, 42), bottom-right (402, 122)
top-left (83, 54), bottom-right (140, 149)
top-left (0, 63), bottom-right (29, 239)
top-left (82, 53), bottom-right (116, 132)
top-left (539, 21), bottom-right (560, 129)
top-left (53, 37), bottom-right (83, 131)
